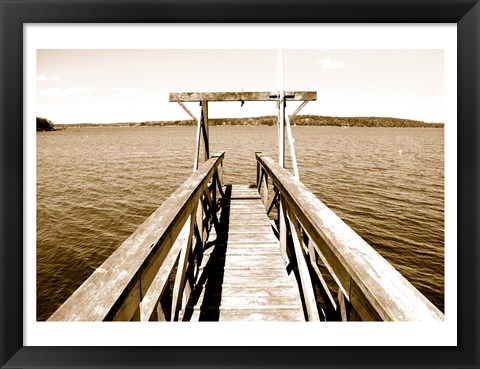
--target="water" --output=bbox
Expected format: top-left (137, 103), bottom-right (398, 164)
top-left (37, 126), bottom-right (444, 320)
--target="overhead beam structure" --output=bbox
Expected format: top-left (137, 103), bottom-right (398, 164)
top-left (169, 91), bottom-right (317, 102)
top-left (170, 91), bottom-right (317, 174)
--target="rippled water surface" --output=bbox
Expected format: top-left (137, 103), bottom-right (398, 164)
top-left (37, 126), bottom-right (444, 320)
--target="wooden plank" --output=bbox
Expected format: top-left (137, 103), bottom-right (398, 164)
top-left (225, 207), bottom-right (269, 214)
top-left (230, 186), bottom-right (258, 191)
top-left (202, 285), bottom-right (301, 298)
top-left (229, 203), bottom-right (266, 209)
top-left (200, 253), bottom-right (286, 269)
top-left (183, 182), bottom-right (305, 322)
top-left (195, 294), bottom-right (302, 309)
top-left (210, 224), bottom-right (273, 232)
top-left (227, 218), bottom-right (272, 226)
top-left (232, 184), bottom-right (257, 189)
top-left (230, 195), bottom-right (261, 200)
top-left (228, 203), bottom-right (266, 209)
top-left (202, 242), bottom-right (279, 254)
top-left (222, 229), bottom-right (273, 237)
top-left (230, 186), bottom-right (258, 190)
top-left (169, 91), bottom-right (317, 102)
top-left (220, 234), bottom-right (278, 243)
top-left (231, 192), bottom-right (260, 196)
top-left (201, 254), bottom-right (287, 267)
top-left (188, 307), bottom-right (305, 322)
top-left (224, 248), bottom-right (281, 256)
top-left (230, 197), bottom-right (261, 201)
top-left (211, 268), bottom-right (291, 280)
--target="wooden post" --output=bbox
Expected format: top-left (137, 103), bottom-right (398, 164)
top-left (277, 51), bottom-right (287, 266)
top-left (194, 101), bottom-right (210, 171)
top-left (277, 50), bottom-right (286, 168)
top-left (279, 198), bottom-right (287, 264)
top-left (285, 114), bottom-right (299, 179)
top-left (171, 210), bottom-right (196, 321)
top-left (286, 209), bottom-right (320, 322)
top-left (256, 152), bottom-right (261, 189)
top-left (201, 100), bottom-right (210, 161)
top-left (279, 96), bottom-right (285, 168)
top-left (196, 197), bottom-right (204, 247)
top-left (262, 170), bottom-right (269, 205)
top-left (338, 289), bottom-right (348, 321)
top-left (193, 106), bottom-right (202, 172)
top-left (211, 174), bottom-right (217, 213)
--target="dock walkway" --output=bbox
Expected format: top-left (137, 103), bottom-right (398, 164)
top-left (182, 185), bottom-right (305, 321)
top-left (48, 91), bottom-right (444, 323)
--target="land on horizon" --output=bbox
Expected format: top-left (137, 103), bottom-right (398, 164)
top-left (40, 115), bottom-right (444, 131)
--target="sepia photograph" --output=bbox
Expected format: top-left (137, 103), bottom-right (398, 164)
top-left (1, 0), bottom-right (479, 364)
top-left (36, 48), bottom-right (445, 323)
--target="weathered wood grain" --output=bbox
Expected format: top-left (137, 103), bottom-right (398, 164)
top-left (169, 91), bottom-right (317, 102)
top-left (186, 184), bottom-right (305, 321)
top-left (286, 208), bottom-right (320, 321)
top-left (256, 153), bottom-right (444, 321)
top-left (171, 213), bottom-right (196, 320)
top-left (48, 153), bottom-right (224, 321)
top-left (188, 307), bottom-right (304, 322)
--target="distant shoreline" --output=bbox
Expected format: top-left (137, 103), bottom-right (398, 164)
top-left (54, 115), bottom-right (444, 129)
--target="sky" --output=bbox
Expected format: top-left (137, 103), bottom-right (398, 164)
top-left (36, 49), bottom-right (445, 124)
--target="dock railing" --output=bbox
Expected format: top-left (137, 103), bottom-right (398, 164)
top-left (49, 152), bottom-right (225, 321)
top-left (256, 152), bottom-right (444, 321)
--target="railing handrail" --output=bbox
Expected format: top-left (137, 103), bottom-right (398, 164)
top-left (256, 153), bottom-right (444, 321)
top-left (49, 152), bottom-right (225, 321)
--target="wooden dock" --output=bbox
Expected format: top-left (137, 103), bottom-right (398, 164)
top-left (48, 91), bottom-right (444, 322)
top-left (182, 185), bottom-right (304, 321)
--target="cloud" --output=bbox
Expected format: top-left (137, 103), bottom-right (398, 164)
top-left (38, 86), bottom-right (95, 97)
top-left (113, 87), bottom-right (139, 97)
top-left (37, 75), bottom-right (59, 81)
top-left (317, 58), bottom-right (346, 69)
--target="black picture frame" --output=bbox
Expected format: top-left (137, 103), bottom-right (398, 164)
top-left (1, 0), bottom-right (479, 368)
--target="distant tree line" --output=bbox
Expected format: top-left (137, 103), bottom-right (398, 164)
top-left (55, 115), bottom-right (444, 129)
top-left (37, 117), bottom-right (56, 131)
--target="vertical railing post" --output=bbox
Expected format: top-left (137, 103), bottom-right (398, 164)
top-left (256, 152), bottom-right (261, 188)
top-left (285, 114), bottom-right (299, 179)
top-left (277, 49), bottom-right (285, 169)
top-left (171, 209), bottom-right (196, 321)
top-left (201, 100), bottom-right (209, 162)
top-left (193, 105), bottom-right (202, 172)
top-left (277, 50), bottom-right (287, 263)
top-left (277, 92), bottom-right (287, 263)
top-left (211, 173), bottom-right (217, 211)
top-left (262, 170), bottom-right (269, 205)
top-left (278, 95), bottom-right (285, 167)
top-left (286, 208), bottom-right (320, 322)
top-left (279, 198), bottom-right (287, 263)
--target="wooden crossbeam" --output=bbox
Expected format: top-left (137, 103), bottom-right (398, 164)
top-left (169, 91), bottom-right (317, 102)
